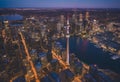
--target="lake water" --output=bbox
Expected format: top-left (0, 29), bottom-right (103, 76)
top-left (58, 37), bottom-right (120, 74)
top-left (0, 14), bottom-right (23, 21)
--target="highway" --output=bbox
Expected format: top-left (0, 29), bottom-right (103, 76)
top-left (52, 50), bottom-right (68, 69)
top-left (10, 71), bottom-right (24, 82)
top-left (51, 50), bottom-right (82, 82)
top-left (19, 32), bottom-right (40, 82)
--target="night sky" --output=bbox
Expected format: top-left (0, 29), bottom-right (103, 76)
top-left (0, 0), bottom-right (120, 8)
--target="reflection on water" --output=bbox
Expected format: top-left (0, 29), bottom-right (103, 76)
top-left (79, 39), bottom-right (88, 53)
top-left (58, 36), bottom-right (120, 74)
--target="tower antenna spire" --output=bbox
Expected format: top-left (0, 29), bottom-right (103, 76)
top-left (66, 15), bottom-right (70, 65)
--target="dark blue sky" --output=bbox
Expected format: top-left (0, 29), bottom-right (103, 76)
top-left (0, 0), bottom-right (120, 8)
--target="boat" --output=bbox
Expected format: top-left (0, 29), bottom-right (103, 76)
top-left (111, 55), bottom-right (120, 60)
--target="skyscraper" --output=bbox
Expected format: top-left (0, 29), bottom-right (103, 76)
top-left (85, 11), bottom-right (89, 21)
top-left (3, 20), bottom-right (9, 29)
top-left (79, 13), bottom-right (83, 31)
top-left (60, 15), bottom-right (65, 27)
top-left (79, 13), bottom-right (83, 22)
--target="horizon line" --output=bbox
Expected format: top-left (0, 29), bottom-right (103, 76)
top-left (0, 7), bottom-right (120, 9)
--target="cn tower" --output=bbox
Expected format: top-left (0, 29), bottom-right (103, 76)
top-left (66, 16), bottom-right (70, 65)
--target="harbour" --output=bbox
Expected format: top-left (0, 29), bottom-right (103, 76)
top-left (57, 36), bottom-right (120, 74)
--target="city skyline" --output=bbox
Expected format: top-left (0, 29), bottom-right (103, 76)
top-left (0, 4), bottom-right (120, 82)
top-left (0, 0), bottom-right (120, 8)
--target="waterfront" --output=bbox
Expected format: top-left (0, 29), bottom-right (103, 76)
top-left (58, 36), bottom-right (120, 74)
top-left (1, 14), bottom-right (120, 74)
top-left (0, 9), bottom-right (120, 81)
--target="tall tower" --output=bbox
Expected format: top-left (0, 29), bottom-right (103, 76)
top-left (66, 16), bottom-right (70, 65)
